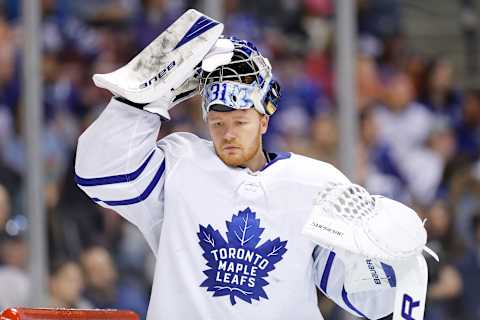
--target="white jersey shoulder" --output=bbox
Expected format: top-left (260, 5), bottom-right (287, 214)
top-left (286, 153), bottom-right (350, 185)
top-left (158, 131), bottom-right (212, 159)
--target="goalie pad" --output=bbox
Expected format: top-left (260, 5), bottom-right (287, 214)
top-left (334, 248), bottom-right (397, 293)
top-left (92, 9), bottom-right (223, 105)
top-left (336, 249), bottom-right (429, 320)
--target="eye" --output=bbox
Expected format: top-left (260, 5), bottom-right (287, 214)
top-left (236, 120), bottom-right (248, 125)
top-left (211, 121), bottom-right (223, 127)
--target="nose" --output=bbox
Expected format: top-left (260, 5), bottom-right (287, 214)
top-left (223, 126), bottom-right (236, 142)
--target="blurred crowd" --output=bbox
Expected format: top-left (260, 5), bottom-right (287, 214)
top-left (0, 0), bottom-right (479, 319)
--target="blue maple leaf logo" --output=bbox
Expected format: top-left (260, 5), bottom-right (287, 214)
top-left (197, 207), bottom-right (288, 305)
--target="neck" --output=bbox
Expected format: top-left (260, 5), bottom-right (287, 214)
top-left (244, 149), bottom-right (268, 172)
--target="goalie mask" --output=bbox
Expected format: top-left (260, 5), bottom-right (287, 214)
top-left (197, 37), bottom-right (281, 120)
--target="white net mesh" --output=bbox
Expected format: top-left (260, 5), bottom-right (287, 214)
top-left (315, 183), bottom-right (377, 225)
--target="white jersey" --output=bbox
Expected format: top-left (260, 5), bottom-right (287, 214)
top-left (75, 98), bottom-right (395, 320)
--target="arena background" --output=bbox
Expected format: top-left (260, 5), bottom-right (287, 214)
top-left (0, 0), bottom-right (479, 319)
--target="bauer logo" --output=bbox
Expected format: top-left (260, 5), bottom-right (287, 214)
top-left (197, 207), bottom-right (288, 305)
top-left (365, 259), bottom-right (382, 285)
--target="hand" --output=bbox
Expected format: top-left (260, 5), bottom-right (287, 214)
top-left (92, 9), bottom-right (223, 115)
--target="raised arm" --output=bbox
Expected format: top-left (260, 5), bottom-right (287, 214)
top-left (74, 9), bottom-right (224, 253)
top-left (75, 98), bottom-right (166, 254)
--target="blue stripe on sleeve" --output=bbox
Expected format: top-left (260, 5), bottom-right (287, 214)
top-left (92, 160), bottom-right (165, 206)
top-left (320, 251), bottom-right (336, 293)
top-left (341, 287), bottom-right (368, 318)
top-left (75, 149), bottom-right (156, 186)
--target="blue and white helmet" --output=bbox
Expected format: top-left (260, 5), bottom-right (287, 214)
top-left (197, 37), bottom-right (281, 120)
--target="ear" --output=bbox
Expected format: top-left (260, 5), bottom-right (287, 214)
top-left (260, 115), bottom-right (269, 135)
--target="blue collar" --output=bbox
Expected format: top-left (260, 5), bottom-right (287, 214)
top-left (261, 151), bottom-right (291, 171)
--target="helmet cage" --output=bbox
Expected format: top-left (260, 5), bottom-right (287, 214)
top-left (196, 38), bottom-right (281, 119)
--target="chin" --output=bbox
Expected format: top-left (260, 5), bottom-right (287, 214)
top-left (214, 139), bottom-right (262, 168)
top-left (219, 153), bottom-right (248, 167)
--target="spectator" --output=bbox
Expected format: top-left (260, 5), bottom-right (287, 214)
top-left (455, 88), bottom-right (480, 160)
top-left (358, 109), bottom-right (408, 201)
top-left (418, 58), bottom-right (462, 126)
top-left (373, 72), bottom-right (440, 204)
top-left (0, 266), bottom-right (30, 310)
top-left (357, 0), bottom-right (402, 39)
top-left (424, 201), bottom-right (464, 320)
top-left (305, 113), bottom-right (338, 166)
top-left (0, 234), bottom-right (28, 269)
top-left (374, 72), bottom-right (434, 155)
top-left (81, 246), bottom-right (148, 319)
top-left (457, 212), bottom-right (480, 320)
top-left (49, 259), bottom-right (92, 309)
top-left (266, 53), bottom-right (330, 150)
top-left (357, 55), bottom-right (383, 111)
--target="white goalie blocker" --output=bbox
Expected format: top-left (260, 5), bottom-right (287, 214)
top-left (92, 9), bottom-right (223, 106)
top-left (302, 183), bottom-right (438, 320)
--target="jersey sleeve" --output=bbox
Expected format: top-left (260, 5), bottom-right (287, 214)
top-left (313, 246), bottom-right (395, 319)
top-left (75, 98), bottom-right (167, 255)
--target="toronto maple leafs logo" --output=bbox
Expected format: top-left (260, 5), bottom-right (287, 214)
top-left (197, 207), bottom-right (288, 305)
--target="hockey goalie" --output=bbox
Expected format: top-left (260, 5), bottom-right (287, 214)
top-left (70, 9), bottom-right (438, 320)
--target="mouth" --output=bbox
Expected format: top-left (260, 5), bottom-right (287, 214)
top-left (223, 145), bottom-right (241, 152)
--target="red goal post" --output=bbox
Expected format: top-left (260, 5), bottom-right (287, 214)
top-left (0, 308), bottom-right (139, 320)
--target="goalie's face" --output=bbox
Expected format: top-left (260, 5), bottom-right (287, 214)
top-left (207, 108), bottom-right (268, 170)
